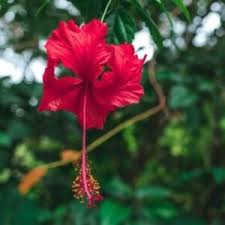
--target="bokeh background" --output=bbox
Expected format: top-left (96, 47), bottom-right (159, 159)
top-left (0, 0), bottom-right (225, 224)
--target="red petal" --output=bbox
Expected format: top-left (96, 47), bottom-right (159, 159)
top-left (45, 19), bottom-right (109, 81)
top-left (82, 19), bottom-right (108, 39)
top-left (93, 43), bottom-right (145, 111)
top-left (38, 59), bottom-right (108, 129)
top-left (81, 89), bottom-right (109, 129)
top-left (38, 59), bottom-right (83, 113)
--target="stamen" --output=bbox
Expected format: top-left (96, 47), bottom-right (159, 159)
top-left (72, 162), bottom-right (103, 207)
top-left (72, 90), bottom-right (103, 207)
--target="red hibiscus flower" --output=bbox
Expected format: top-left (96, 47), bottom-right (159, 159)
top-left (38, 19), bottom-right (145, 207)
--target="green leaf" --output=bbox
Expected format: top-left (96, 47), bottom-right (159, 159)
top-left (167, 215), bottom-right (207, 225)
top-left (135, 186), bottom-right (171, 200)
top-left (177, 169), bottom-right (204, 184)
top-left (0, 190), bottom-right (43, 225)
top-left (131, 0), bottom-right (162, 49)
top-left (115, 15), bottom-right (132, 42)
top-left (198, 79), bottom-right (214, 92)
top-left (99, 200), bottom-right (131, 225)
top-left (171, 0), bottom-right (191, 22)
top-left (35, 0), bottom-right (51, 16)
top-left (0, 169), bottom-right (10, 183)
top-left (69, 202), bottom-right (95, 225)
top-left (73, 0), bottom-right (102, 21)
top-left (156, 70), bottom-right (178, 81)
top-left (169, 85), bottom-right (198, 108)
top-left (0, 133), bottom-right (11, 147)
top-left (147, 201), bottom-right (179, 219)
top-left (122, 125), bottom-right (139, 154)
top-left (212, 168), bottom-right (225, 184)
top-left (105, 177), bottom-right (133, 198)
top-left (109, 9), bottom-right (136, 43)
top-left (7, 120), bottom-right (32, 140)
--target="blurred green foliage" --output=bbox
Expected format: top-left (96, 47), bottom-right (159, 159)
top-left (0, 0), bottom-right (225, 225)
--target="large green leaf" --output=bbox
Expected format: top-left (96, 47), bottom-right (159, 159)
top-left (115, 11), bottom-right (136, 43)
top-left (108, 8), bottom-right (136, 44)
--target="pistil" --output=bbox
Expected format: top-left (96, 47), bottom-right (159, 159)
top-left (72, 91), bottom-right (103, 207)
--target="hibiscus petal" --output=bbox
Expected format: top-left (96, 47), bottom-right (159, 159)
top-left (93, 43), bottom-right (145, 110)
top-left (38, 60), bottom-right (108, 129)
top-left (45, 19), bottom-right (109, 81)
top-left (38, 59), bottom-right (83, 113)
top-left (82, 19), bottom-right (108, 39)
top-left (78, 88), bottom-right (109, 129)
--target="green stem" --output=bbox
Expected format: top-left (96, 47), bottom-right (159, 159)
top-left (101, 0), bottom-right (113, 22)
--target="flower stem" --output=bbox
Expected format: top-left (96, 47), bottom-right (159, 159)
top-left (81, 91), bottom-right (91, 199)
top-left (101, 0), bottom-right (113, 22)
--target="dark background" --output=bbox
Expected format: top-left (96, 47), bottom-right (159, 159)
top-left (0, 0), bottom-right (225, 224)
